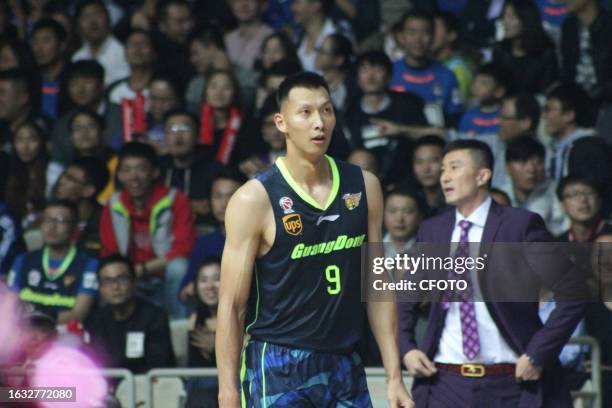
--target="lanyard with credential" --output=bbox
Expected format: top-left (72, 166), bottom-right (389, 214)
top-left (42, 245), bottom-right (77, 281)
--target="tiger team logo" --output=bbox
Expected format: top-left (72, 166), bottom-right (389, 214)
top-left (279, 196), bottom-right (294, 214)
top-left (342, 192), bottom-right (362, 210)
top-left (283, 213), bottom-right (303, 235)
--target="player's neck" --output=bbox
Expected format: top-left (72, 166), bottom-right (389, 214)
top-left (282, 154), bottom-right (330, 187)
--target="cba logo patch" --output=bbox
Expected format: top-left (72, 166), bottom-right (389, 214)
top-left (342, 192), bottom-right (362, 210)
top-left (283, 213), bottom-right (303, 235)
top-left (279, 196), bottom-right (294, 214)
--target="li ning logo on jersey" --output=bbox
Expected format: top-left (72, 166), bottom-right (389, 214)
top-left (343, 192), bottom-right (362, 210)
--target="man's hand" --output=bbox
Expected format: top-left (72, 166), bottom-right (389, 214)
top-left (387, 378), bottom-right (415, 408)
top-left (403, 350), bottom-right (437, 378)
top-left (515, 354), bottom-right (542, 382)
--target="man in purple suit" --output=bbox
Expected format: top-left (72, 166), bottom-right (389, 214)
top-left (398, 139), bottom-right (587, 407)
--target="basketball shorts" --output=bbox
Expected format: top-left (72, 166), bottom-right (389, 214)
top-left (240, 339), bottom-right (373, 407)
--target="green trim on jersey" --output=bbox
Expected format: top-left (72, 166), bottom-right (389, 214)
top-left (275, 155), bottom-right (340, 211)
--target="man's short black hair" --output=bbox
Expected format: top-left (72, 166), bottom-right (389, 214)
top-left (0, 68), bottom-right (33, 96)
top-left (401, 9), bottom-right (434, 31)
top-left (66, 59), bottom-right (105, 83)
top-left (44, 198), bottom-right (79, 222)
top-left (384, 186), bottom-right (427, 215)
top-left (75, 0), bottom-right (110, 22)
top-left (443, 139), bottom-right (494, 172)
top-left (259, 93), bottom-right (279, 120)
top-left (118, 142), bottom-right (160, 170)
top-left (259, 58), bottom-right (303, 88)
top-left (69, 108), bottom-right (105, 131)
top-left (126, 28), bottom-right (156, 47)
top-left (211, 166), bottom-right (248, 188)
top-left (505, 92), bottom-right (541, 132)
top-left (356, 50), bottom-right (392, 77)
top-left (156, 0), bottom-right (191, 22)
top-left (163, 109), bottom-right (199, 128)
top-left (70, 156), bottom-right (110, 196)
top-left (476, 63), bottom-right (512, 94)
top-left (413, 135), bottom-right (446, 154)
top-left (31, 18), bottom-right (67, 43)
top-left (434, 11), bottom-right (460, 37)
top-left (276, 71), bottom-right (330, 108)
top-left (556, 174), bottom-right (603, 201)
top-left (505, 135), bottom-right (545, 163)
top-left (546, 83), bottom-right (596, 127)
top-left (97, 254), bottom-right (136, 280)
top-left (188, 25), bottom-right (225, 50)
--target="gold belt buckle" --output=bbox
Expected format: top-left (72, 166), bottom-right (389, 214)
top-left (461, 364), bottom-right (485, 377)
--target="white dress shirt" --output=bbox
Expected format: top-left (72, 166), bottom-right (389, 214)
top-left (435, 196), bottom-right (518, 364)
top-left (297, 18), bottom-right (337, 72)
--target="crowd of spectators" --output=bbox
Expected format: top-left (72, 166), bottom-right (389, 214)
top-left (0, 0), bottom-right (611, 406)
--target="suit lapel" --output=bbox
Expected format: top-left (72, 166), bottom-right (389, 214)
top-left (480, 201), bottom-right (503, 254)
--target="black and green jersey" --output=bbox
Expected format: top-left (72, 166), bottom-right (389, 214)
top-left (246, 155), bottom-right (368, 352)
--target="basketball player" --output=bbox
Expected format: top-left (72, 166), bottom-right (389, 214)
top-left (216, 72), bottom-right (413, 407)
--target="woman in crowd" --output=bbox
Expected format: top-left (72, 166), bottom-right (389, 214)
top-left (492, 0), bottom-right (558, 94)
top-left (257, 31), bottom-right (299, 72)
top-left (199, 69), bottom-right (243, 166)
top-left (185, 257), bottom-right (220, 408)
top-left (5, 121), bottom-right (62, 229)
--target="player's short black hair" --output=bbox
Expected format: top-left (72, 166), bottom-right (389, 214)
top-left (400, 9), bottom-right (434, 31)
top-left (443, 139), bottom-right (494, 172)
top-left (546, 82), bottom-right (596, 127)
top-left (384, 186), bottom-right (427, 215)
top-left (356, 50), bottom-right (392, 76)
top-left (505, 92), bottom-right (541, 132)
top-left (276, 71), bottom-right (330, 107)
top-left (118, 142), bottom-right (160, 170)
top-left (505, 135), bottom-right (545, 163)
top-left (259, 58), bottom-right (303, 88)
top-left (31, 18), bottom-right (67, 43)
top-left (97, 254), bottom-right (136, 280)
top-left (44, 198), bottom-right (79, 223)
top-left (69, 156), bottom-right (110, 196)
top-left (556, 174), bottom-right (603, 201)
top-left (66, 59), bottom-right (105, 84)
top-left (259, 93), bottom-right (279, 119)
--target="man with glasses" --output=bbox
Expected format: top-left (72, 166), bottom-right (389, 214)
top-left (86, 254), bottom-right (175, 374)
top-left (53, 157), bottom-right (110, 253)
top-left (556, 175), bottom-right (612, 242)
top-left (6, 200), bottom-right (99, 324)
top-left (159, 110), bottom-right (223, 225)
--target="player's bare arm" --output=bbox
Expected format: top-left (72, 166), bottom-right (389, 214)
top-left (363, 170), bottom-right (415, 408)
top-left (216, 179), bottom-right (273, 408)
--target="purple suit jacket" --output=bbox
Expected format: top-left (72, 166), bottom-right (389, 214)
top-left (398, 201), bottom-right (587, 408)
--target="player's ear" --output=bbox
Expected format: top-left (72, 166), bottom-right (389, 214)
top-left (477, 168), bottom-right (492, 187)
top-left (274, 112), bottom-right (287, 133)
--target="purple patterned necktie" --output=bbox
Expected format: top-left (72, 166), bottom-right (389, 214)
top-left (454, 220), bottom-right (481, 360)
